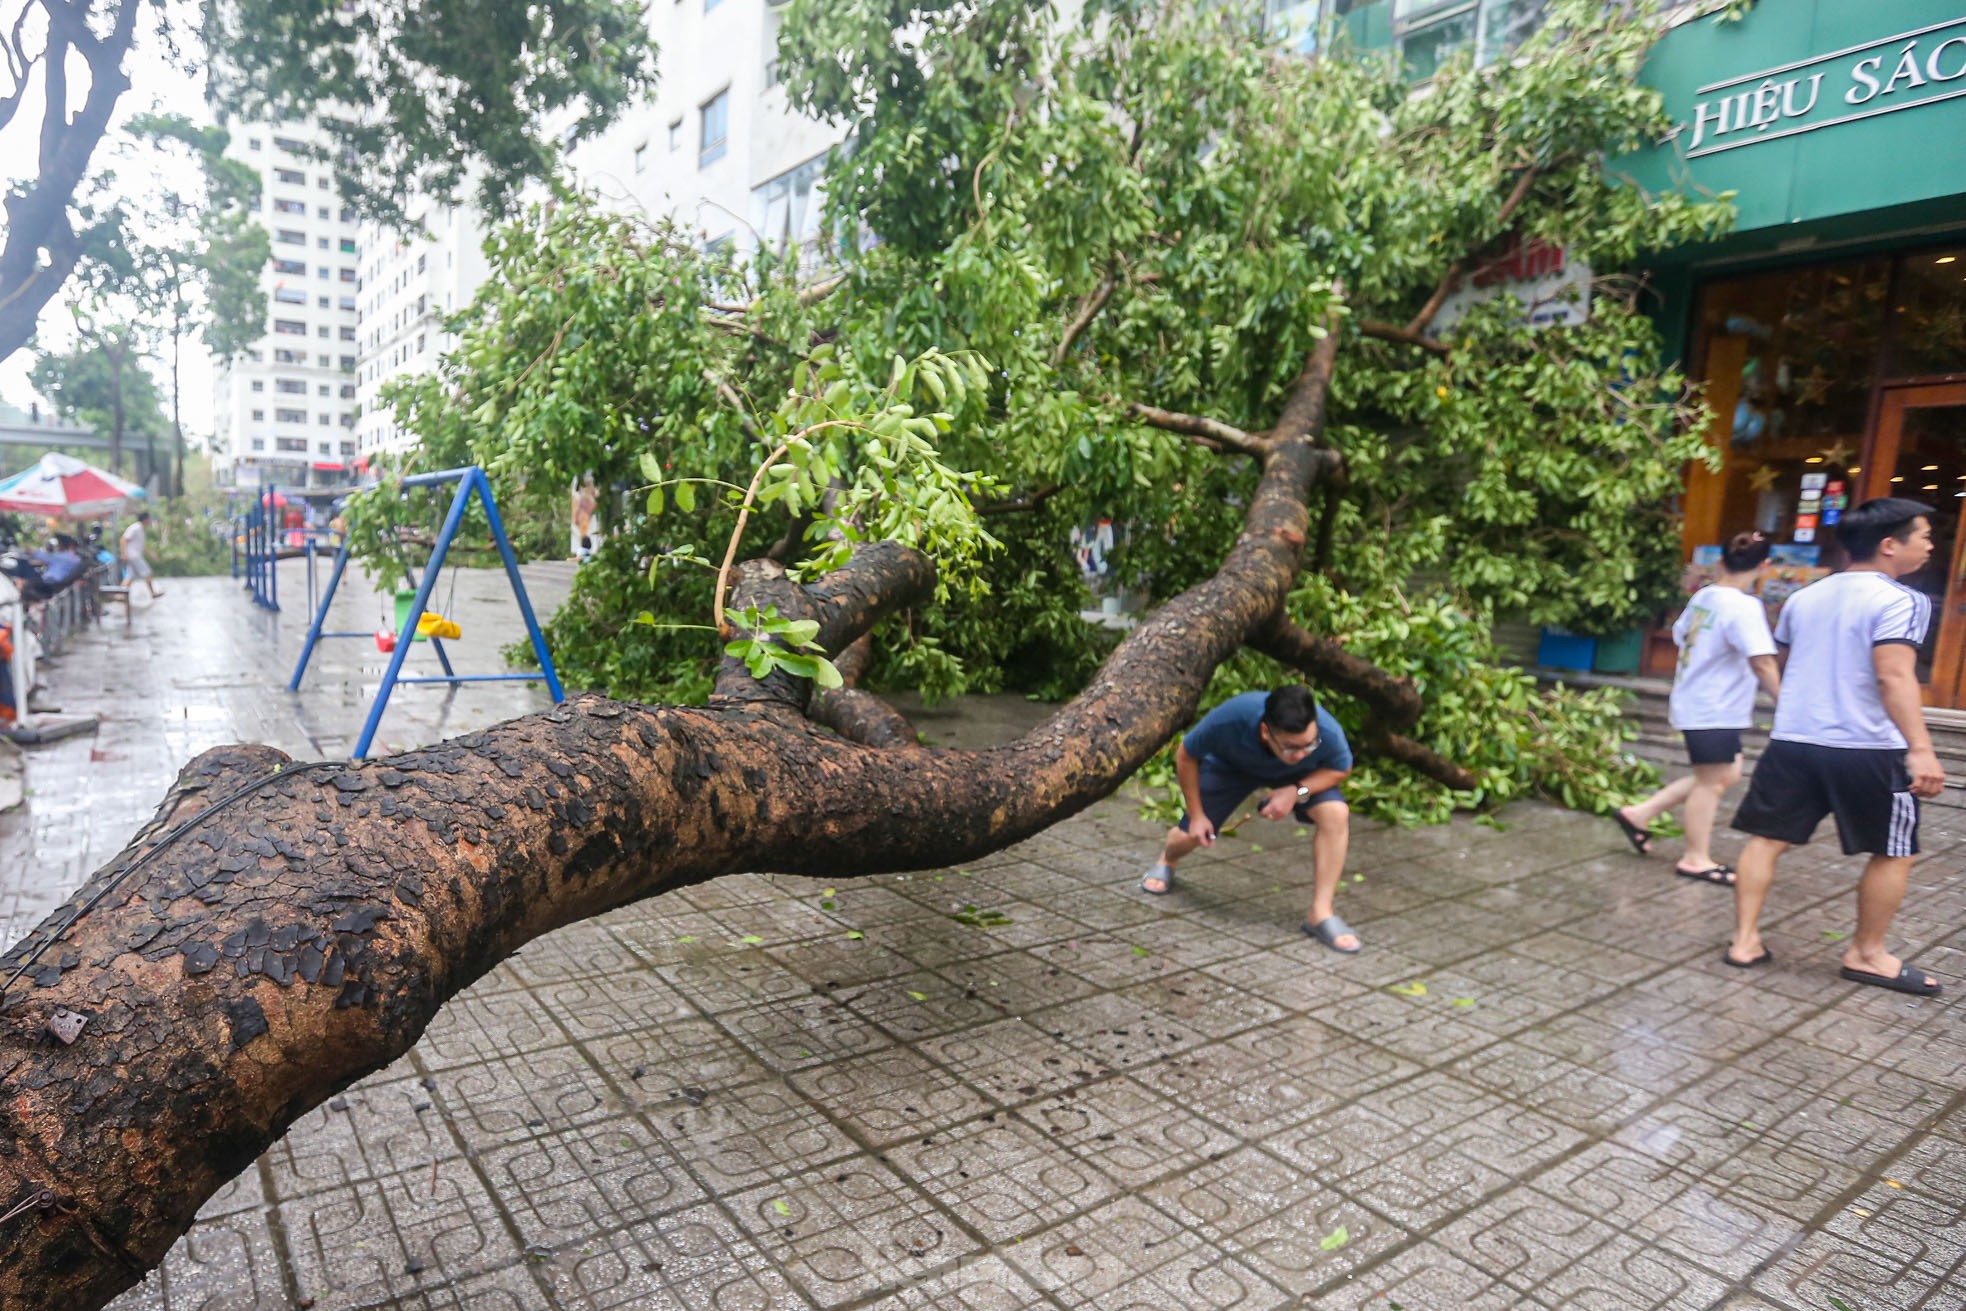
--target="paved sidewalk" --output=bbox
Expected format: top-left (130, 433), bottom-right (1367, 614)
top-left (4, 566), bottom-right (1964, 1311)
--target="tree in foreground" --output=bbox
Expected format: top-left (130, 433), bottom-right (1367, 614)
top-left (0, 4), bottom-right (1729, 1305)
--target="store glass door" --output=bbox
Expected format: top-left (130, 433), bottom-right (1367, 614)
top-left (1868, 384), bottom-right (1966, 706)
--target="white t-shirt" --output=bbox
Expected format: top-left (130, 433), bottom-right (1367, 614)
top-left (120, 520), bottom-right (146, 561)
top-left (1670, 584), bottom-right (1777, 729)
top-left (1771, 570), bottom-right (1932, 750)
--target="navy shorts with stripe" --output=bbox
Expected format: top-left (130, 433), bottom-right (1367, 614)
top-left (1730, 739), bottom-right (1919, 857)
top-left (1178, 763), bottom-right (1345, 833)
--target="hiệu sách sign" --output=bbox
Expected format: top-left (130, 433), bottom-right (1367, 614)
top-left (1676, 16), bottom-right (1966, 158)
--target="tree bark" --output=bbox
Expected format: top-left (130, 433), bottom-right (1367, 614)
top-left (0, 347), bottom-right (1464, 1307)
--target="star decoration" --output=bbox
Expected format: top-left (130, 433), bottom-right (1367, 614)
top-left (1793, 367), bottom-right (1832, 406)
top-left (1816, 440), bottom-right (1855, 467)
top-left (1747, 465), bottom-right (1780, 492)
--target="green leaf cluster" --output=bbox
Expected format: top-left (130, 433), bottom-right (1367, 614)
top-left (360, 0), bottom-right (1730, 821)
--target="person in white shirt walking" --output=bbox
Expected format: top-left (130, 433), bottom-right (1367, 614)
top-left (1725, 497), bottom-right (1946, 994)
top-left (120, 511), bottom-right (162, 599)
top-left (1614, 531), bottom-right (1780, 883)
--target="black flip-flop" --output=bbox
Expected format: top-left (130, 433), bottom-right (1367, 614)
top-left (1839, 963), bottom-right (1941, 996)
top-left (1723, 947), bottom-right (1772, 968)
top-left (1675, 864), bottom-right (1734, 885)
top-left (1612, 811), bottom-right (1653, 856)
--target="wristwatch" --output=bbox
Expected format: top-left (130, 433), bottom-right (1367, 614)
top-left (1296, 785), bottom-right (1312, 799)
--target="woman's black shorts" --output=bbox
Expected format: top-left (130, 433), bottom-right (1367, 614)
top-left (1682, 729), bottom-right (1743, 766)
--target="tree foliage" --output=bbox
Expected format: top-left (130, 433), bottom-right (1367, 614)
top-left (355, 0), bottom-right (1733, 821)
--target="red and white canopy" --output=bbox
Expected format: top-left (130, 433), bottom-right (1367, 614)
top-left (0, 453), bottom-right (142, 518)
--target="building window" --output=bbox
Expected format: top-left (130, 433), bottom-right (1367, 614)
top-left (340, 355), bottom-right (356, 371)
top-left (276, 407), bottom-right (307, 424)
top-left (273, 197), bottom-right (307, 215)
top-left (339, 267), bottom-right (356, 283)
top-left (317, 325), bottom-right (330, 337)
top-left (316, 295), bottom-right (330, 309)
top-left (275, 229), bottom-right (306, 246)
top-left (273, 135), bottom-right (304, 154)
top-left (338, 295), bottom-right (355, 311)
top-left (340, 384), bottom-right (357, 399)
top-left (340, 238), bottom-right (356, 253)
top-left (1395, 0), bottom-right (1546, 81)
top-left (317, 236), bottom-right (330, 249)
top-left (669, 118), bottom-right (682, 151)
top-left (274, 319), bottom-right (306, 336)
top-left (340, 440), bottom-right (355, 453)
top-left (246, 136), bottom-right (261, 151)
top-left (275, 167), bottom-right (305, 186)
top-left (699, 89), bottom-right (729, 168)
top-left (318, 413), bottom-right (332, 426)
top-left (251, 380), bottom-right (266, 392)
top-left (755, 150), bottom-right (827, 256)
top-left (276, 379), bottom-right (306, 394)
top-left (317, 353), bottom-right (331, 367)
top-left (317, 176), bottom-right (330, 190)
top-left (340, 414), bottom-right (355, 430)
top-left (416, 332), bottom-right (427, 354)
top-left (417, 253), bottom-right (427, 273)
top-left (275, 348), bottom-right (304, 364)
top-left (276, 436), bottom-right (307, 452)
top-left (316, 383), bottom-right (330, 397)
top-left (251, 409), bottom-right (264, 421)
top-left (273, 258), bottom-right (306, 275)
top-left (251, 437), bottom-right (265, 450)
top-left (633, 141), bottom-right (648, 173)
top-left (340, 326), bottom-right (356, 341)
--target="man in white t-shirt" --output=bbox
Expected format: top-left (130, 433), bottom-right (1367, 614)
top-left (120, 511), bottom-right (163, 599)
top-left (1727, 498), bottom-right (1946, 995)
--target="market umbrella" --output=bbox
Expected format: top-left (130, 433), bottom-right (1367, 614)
top-left (0, 452), bottom-right (142, 518)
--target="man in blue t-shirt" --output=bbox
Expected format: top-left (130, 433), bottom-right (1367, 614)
top-left (1140, 685), bottom-right (1361, 952)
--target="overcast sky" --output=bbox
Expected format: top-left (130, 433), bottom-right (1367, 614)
top-left (0, 3), bottom-right (221, 442)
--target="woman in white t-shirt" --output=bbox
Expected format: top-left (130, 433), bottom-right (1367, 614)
top-left (1613, 531), bottom-right (1780, 883)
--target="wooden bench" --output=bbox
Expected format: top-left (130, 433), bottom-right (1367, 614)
top-left (96, 584), bottom-right (132, 625)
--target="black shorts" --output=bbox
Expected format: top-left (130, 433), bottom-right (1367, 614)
top-left (1730, 739), bottom-right (1919, 857)
top-left (1682, 729), bottom-right (1743, 766)
top-left (1178, 763), bottom-right (1345, 832)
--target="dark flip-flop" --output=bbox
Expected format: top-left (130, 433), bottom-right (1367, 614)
top-left (1612, 811), bottom-right (1653, 856)
top-left (1303, 914), bottom-right (1361, 954)
top-left (1675, 864), bottom-right (1735, 885)
top-left (1723, 947), bottom-right (1773, 968)
top-left (1839, 963), bottom-right (1942, 996)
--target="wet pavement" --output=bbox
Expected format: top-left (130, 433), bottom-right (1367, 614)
top-left (3, 562), bottom-right (1964, 1311)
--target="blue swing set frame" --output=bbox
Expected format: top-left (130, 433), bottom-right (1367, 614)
top-left (288, 466), bottom-right (564, 759)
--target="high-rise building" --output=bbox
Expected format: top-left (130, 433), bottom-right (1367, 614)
top-left (565, 0), bottom-right (845, 269)
top-left (354, 204), bottom-right (489, 461)
top-left (210, 122), bottom-right (364, 490)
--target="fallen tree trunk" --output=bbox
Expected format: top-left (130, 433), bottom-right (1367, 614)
top-left (0, 340), bottom-right (1459, 1309)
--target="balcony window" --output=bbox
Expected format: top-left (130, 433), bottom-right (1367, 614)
top-left (276, 379), bottom-right (306, 394)
top-left (275, 229), bottom-right (306, 246)
top-left (276, 436), bottom-right (307, 452)
top-left (273, 135), bottom-right (304, 154)
top-left (700, 89), bottom-right (728, 168)
top-left (275, 167), bottom-right (305, 186)
top-left (276, 408), bottom-right (307, 424)
top-left (273, 197), bottom-right (306, 215)
top-left (340, 238), bottom-right (357, 253)
top-left (273, 319), bottom-right (306, 335)
top-left (1395, 0), bottom-right (1546, 81)
top-left (273, 258), bottom-right (306, 275)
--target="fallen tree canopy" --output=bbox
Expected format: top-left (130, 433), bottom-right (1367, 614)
top-left (0, 334), bottom-right (1471, 1308)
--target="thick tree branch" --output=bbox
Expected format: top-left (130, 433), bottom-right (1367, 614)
top-left (1122, 401), bottom-right (1268, 457)
top-left (1364, 719), bottom-right (1478, 791)
top-left (0, 366), bottom-right (1342, 1308)
top-left (977, 484), bottom-right (1061, 516)
top-left (1247, 614), bottom-right (1424, 730)
top-left (806, 636), bottom-right (921, 749)
top-left (1268, 323), bottom-right (1343, 447)
top-left (1357, 320), bottom-right (1453, 356)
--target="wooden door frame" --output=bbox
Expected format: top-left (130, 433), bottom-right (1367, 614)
top-left (1869, 382), bottom-right (1966, 706)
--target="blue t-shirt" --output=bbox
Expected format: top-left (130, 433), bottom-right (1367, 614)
top-left (1182, 691), bottom-right (1352, 786)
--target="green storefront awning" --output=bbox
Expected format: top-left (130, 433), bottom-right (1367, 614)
top-left (1625, 0), bottom-right (1966, 261)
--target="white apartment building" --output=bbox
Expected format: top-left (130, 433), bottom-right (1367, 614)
top-left (566, 0), bottom-right (845, 268)
top-left (353, 204), bottom-right (489, 460)
top-left (211, 122), bottom-right (364, 491)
